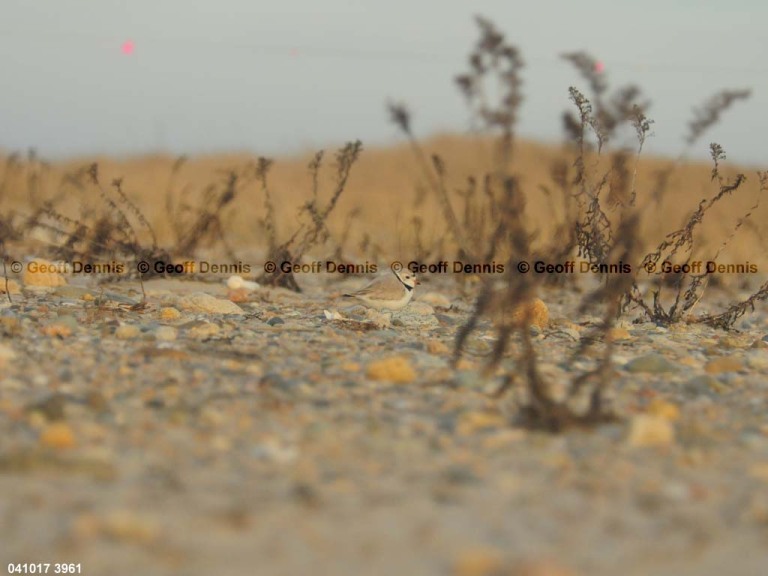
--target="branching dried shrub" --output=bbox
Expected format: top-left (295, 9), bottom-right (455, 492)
top-left (1, 153), bottom-right (45, 267)
top-left (392, 16), bottom-right (763, 431)
top-left (626, 148), bottom-right (766, 327)
top-left (685, 90), bottom-right (751, 147)
top-left (394, 16), bottom-right (641, 431)
top-left (256, 140), bottom-right (363, 291)
top-left (388, 16), bottom-right (524, 266)
top-left (4, 141), bottom-right (363, 295)
top-left (17, 163), bottom-right (169, 297)
top-left (388, 103), bottom-right (473, 261)
top-left (561, 52), bottom-right (650, 151)
top-left (159, 154), bottom-right (245, 263)
top-left (562, 77), bottom-right (652, 270)
top-left (455, 16), bottom-right (524, 163)
top-left (649, 88), bottom-right (751, 205)
top-left (524, 75), bottom-right (653, 293)
top-left (559, 57), bottom-right (761, 331)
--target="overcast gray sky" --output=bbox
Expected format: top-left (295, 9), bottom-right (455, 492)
top-left (1, 0), bottom-right (766, 164)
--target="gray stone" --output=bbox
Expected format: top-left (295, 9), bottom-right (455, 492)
top-left (624, 353), bottom-right (678, 373)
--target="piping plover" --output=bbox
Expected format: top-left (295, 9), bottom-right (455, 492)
top-left (342, 269), bottom-right (418, 311)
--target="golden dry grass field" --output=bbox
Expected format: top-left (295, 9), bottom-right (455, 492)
top-left (2, 136), bottom-right (768, 576)
top-left (2, 134), bottom-right (766, 271)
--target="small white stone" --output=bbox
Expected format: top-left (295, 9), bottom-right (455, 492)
top-left (226, 275), bottom-right (259, 291)
top-left (323, 309), bottom-right (343, 320)
top-left (154, 326), bottom-right (178, 342)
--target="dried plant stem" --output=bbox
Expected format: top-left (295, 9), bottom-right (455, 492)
top-left (2, 258), bottom-right (11, 304)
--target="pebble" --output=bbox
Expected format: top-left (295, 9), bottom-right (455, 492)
top-left (718, 335), bottom-right (753, 349)
top-left (366, 356), bottom-right (416, 383)
top-left (749, 463), bottom-right (768, 482)
top-left (627, 414), bottom-right (675, 447)
top-left (427, 340), bottom-right (450, 355)
top-left (0, 343), bottom-right (16, 366)
top-left (177, 292), bottom-right (245, 315)
top-left (607, 327), bottom-right (632, 341)
top-left (456, 411), bottom-right (507, 435)
top-left (646, 399), bottom-right (680, 421)
top-left (397, 309), bottom-right (440, 329)
top-left (39, 422), bottom-right (76, 449)
top-left (259, 372), bottom-right (300, 393)
top-left (408, 301), bottom-right (436, 316)
top-left (26, 394), bottom-right (67, 421)
top-left (1, 279), bottom-right (22, 295)
top-left (55, 314), bottom-right (80, 330)
top-left (418, 291), bottom-right (451, 308)
top-left (250, 438), bottom-right (299, 464)
top-left (154, 326), bottom-right (178, 342)
top-left (22, 259), bottom-right (67, 287)
top-left (461, 337), bottom-right (493, 356)
top-left (453, 547), bottom-right (504, 576)
top-left (99, 510), bottom-right (159, 544)
top-left (85, 391), bottom-right (110, 413)
top-left (186, 322), bottom-right (221, 340)
top-left (0, 316), bottom-right (22, 337)
top-left (435, 313), bottom-right (460, 326)
top-left (40, 315), bottom-right (79, 338)
top-left (704, 356), bottom-right (744, 374)
top-left (159, 307), bottom-right (182, 321)
top-left (501, 297), bottom-right (550, 329)
top-left (226, 275), bottom-right (260, 291)
top-left (745, 351), bottom-right (768, 371)
top-left (115, 324), bottom-right (141, 340)
top-left (52, 286), bottom-right (93, 299)
top-left (624, 353), bottom-right (678, 373)
top-left (511, 560), bottom-right (576, 576)
top-left (684, 374), bottom-right (721, 394)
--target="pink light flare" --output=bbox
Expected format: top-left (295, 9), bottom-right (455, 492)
top-left (594, 60), bottom-right (605, 74)
top-left (121, 40), bottom-right (135, 56)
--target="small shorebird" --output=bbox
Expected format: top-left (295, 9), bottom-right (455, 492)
top-left (342, 269), bottom-right (418, 311)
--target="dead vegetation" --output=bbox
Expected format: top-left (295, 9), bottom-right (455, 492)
top-left (389, 16), bottom-right (766, 431)
top-left (1, 17), bottom-right (766, 432)
top-left (0, 140), bottom-right (364, 294)
top-left (253, 140), bottom-right (363, 291)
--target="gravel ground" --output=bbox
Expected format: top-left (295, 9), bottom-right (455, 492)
top-left (1, 272), bottom-right (768, 576)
